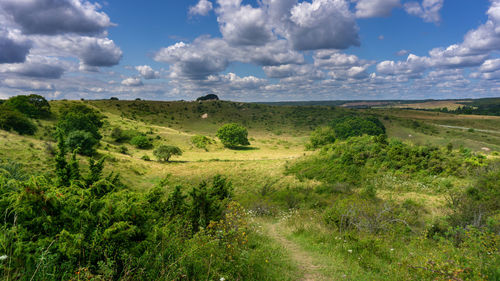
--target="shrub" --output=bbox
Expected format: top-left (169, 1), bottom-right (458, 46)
top-left (216, 123), bottom-right (250, 148)
top-left (287, 135), bottom-right (485, 185)
top-left (153, 145), bottom-right (182, 162)
top-left (0, 106), bottom-right (37, 135)
top-left (141, 155), bottom-right (151, 161)
top-left (57, 104), bottom-right (103, 140)
top-left (3, 94), bottom-right (51, 118)
top-left (307, 126), bottom-right (335, 149)
top-left (191, 135), bottom-right (213, 150)
top-left (65, 130), bottom-right (99, 156)
top-left (330, 116), bottom-right (385, 139)
top-left (130, 135), bottom-right (152, 149)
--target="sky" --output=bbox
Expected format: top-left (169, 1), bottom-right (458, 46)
top-left (0, 0), bottom-right (500, 101)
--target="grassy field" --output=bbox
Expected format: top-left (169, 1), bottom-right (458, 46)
top-left (1, 99), bottom-right (499, 280)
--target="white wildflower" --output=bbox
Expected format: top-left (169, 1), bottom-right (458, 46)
top-left (0, 255), bottom-right (7, 261)
top-left (220, 278), bottom-right (225, 281)
top-left (390, 248), bottom-right (394, 251)
top-left (347, 249), bottom-right (353, 253)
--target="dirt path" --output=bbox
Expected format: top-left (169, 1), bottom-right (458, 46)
top-left (265, 222), bottom-right (327, 281)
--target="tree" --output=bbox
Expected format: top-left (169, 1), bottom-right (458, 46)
top-left (0, 106), bottom-right (37, 135)
top-left (307, 126), bottom-right (336, 149)
top-left (65, 130), bottom-right (99, 156)
top-left (130, 135), bottom-right (152, 149)
top-left (4, 94), bottom-right (51, 118)
top-left (153, 145), bottom-right (182, 162)
top-left (330, 116), bottom-right (385, 140)
top-left (216, 123), bottom-right (250, 148)
top-left (57, 104), bottom-right (103, 141)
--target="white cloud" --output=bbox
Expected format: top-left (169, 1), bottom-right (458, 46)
top-left (189, 0), bottom-right (213, 16)
top-left (0, 56), bottom-right (67, 79)
top-left (121, 77), bottom-right (143, 87)
top-left (354, 0), bottom-right (400, 18)
top-left (396, 49), bottom-right (409, 56)
top-left (216, 0), bottom-right (273, 46)
top-left (0, 0), bottom-right (113, 35)
top-left (479, 58), bottom-right (500, 72)
top-left (287, 0), bottom-right (359, 50)
top-left (136, 65), bottom-right (160, 79)
top-left (404, 0), bottom-right (444, 24)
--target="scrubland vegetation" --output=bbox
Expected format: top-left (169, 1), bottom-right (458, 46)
top-left (0, 96), bottom-right (499, 280)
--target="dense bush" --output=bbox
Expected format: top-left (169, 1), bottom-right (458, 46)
top-left (130, 135), bottom-right (152, 149)
top-left (65, 130), bottom-right (99, 156)
top-left (57, 104), bottom-right (103, 141)
top-left (307, 126), bottom-right (336, 149)
top-left (57, 104), bottom-right (103, 155)
top-left (448, 164), bottom-right (500, 232)
top-left (0, 144), bottom-right (281, 280)
top-left (110, 127), bottom-right (140, 143)
top-left (0, 106), bottom-right (37, 135)
top-left (153, 145), bottom-right (182, 162)
top-left (330, 116), bottom-right (385, 139)
top-left (3, 94), bottom-right (51, 118)
top-left (191, 134), bottom-right (214, 150)
top-left (216, 123), bottom-right (250, 148)
top-left (288, 135), bottom-right (486, 185)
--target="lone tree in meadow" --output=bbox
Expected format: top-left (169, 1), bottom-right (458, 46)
top-left (216, 123), bottom-right (250, 148)
top-left (153, 145), bottom-right (182, 162)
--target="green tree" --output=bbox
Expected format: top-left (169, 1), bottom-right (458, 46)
top-left (130, 135), bottom-right (152, 149)
top-left (65, 130), bottom-right (99, 156)
top-left (307, 126), bottom-right (336, 149)
top-left (153, 145), bottom-right (182, 162)
top-left (216, 123), bottom-right (250, 148)
top-left (57, 104), bottom-right (103, 141)
top-left (330, 116), bottom-right (385, 140)
top-left (57, 104), bottom-right (103, 155)
top-left (0, 106), bottom-right (37, 135)
top-left (4, 94), bottom-right (51, 118)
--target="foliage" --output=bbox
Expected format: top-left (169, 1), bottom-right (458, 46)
top-left (57, 104), bottom-right (103, 141)
top-left (287, 135), bottom-right (486, 185)
top-left (0, 143), bottom-right (284, 280)
top-left (191, 134), bottom-right (214, 150)
top-left (110, 127), bottom-right (140, 143)
top-left (65, 130), bottom-right (99, 156)
top-left (153, 145), bottom-right (182, 162)
top-left (216, 123), bottom-right (250, 148)
top-left (306, 126), bottom-right (336, 149)
top-left (330, 116), bottom-right (385, 139)
top-left (130, 135), bottom-right (152, 149)
top-left (448, 164), bottom-right (500, 231)
top-left (3, 94), bottom-right (51, 118)
top-left (0, 106), bottom-right (37, 135)
top-left (57, 104), bottom-right (103, 155)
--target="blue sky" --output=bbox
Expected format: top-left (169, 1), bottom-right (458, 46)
top-left (0, 0), bottom-right (499, 101)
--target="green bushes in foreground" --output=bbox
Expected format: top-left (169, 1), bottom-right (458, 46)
top-left (0, 146), bottom-right (288, 280)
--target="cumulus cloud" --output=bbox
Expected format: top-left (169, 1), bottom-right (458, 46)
top-left (0, 0), bottom-right (113, 35)
top-left (216, 0), bottom-right (273, 46)
top-left (479, 58), bottom-right (500, 72)
top-left (121, 77), bottom-right (143, 87)
top-left (136, 65), bottom-right (160, 79)
top-left (404, 0), bottom-right (444, 23)
top-left (287, 0), bottom-right (359, 50)
top-left (189, 0), bottom-right (213, 16)
top-left (354, 0), bottom-right (400, 18)
top-left (0, 30), bottom-right (32, 63)
top-left (0, 56), bottom-right (66, 79)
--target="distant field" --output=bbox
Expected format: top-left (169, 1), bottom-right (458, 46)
top-left (389, 100), bottom-right (470, 110)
